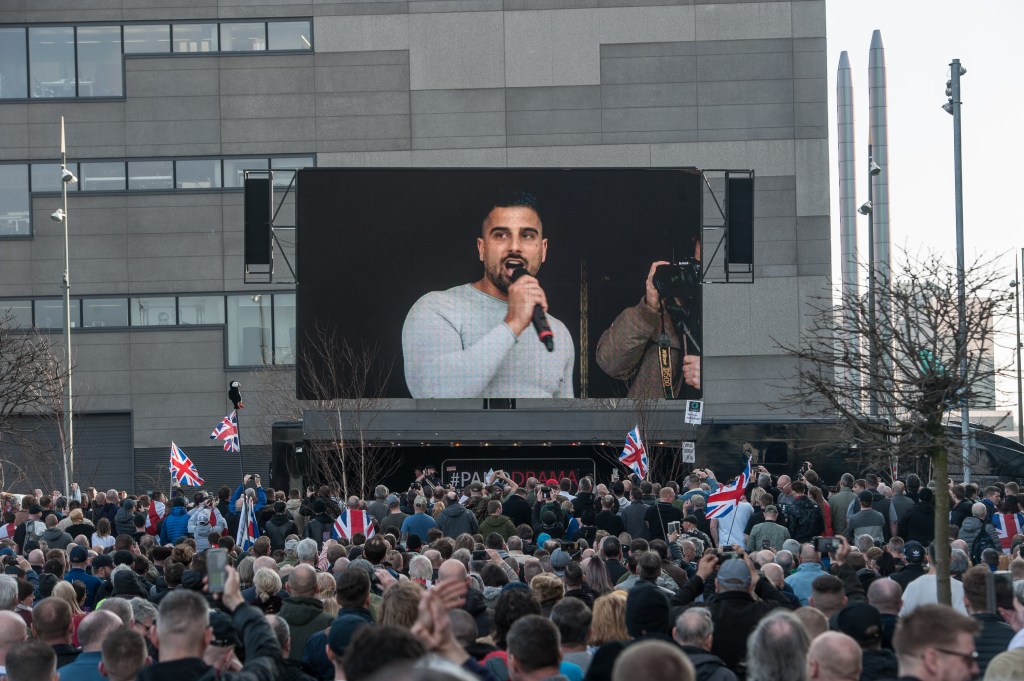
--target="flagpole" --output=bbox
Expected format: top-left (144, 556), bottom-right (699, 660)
top-left (722, 458), bottom-right (751, 549)
top-left (235, 408), bottom-right (246, 482)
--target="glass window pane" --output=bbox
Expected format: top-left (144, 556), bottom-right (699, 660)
top-left (223, 158), bottom-right (268, 189)
top-left (80, 162), bottom-right (126, 191)
top-left (128, 160), bottom-right (173, 190)
top-left (178, 295), bottom-right (224, 325)
top-left (1, 300), bottom-right (33, 327)
top-left (221, 22), bottom-right (266, 52)
top-left (82, 298), bottom-right (128, 328)
top-left (123, 24), bottom-right (170, 54)
top-left (35, 299), bottom-right (80, 329)
top-left (175, 159), bottom-right (221, 189)
top-left (131, 297), bottom-right (176, 326)
top-left (0, 28), bottom-right (28, 99)
top-left (76, 26), bottom-right (122, 97)
top-left (268, 21), bottom-right (312, 51)
top-left (227, 294), bottom-right (271, 366)
top-left (0, 164), bottom-right (30, 236)
top-left (29, 27), bottom-right (76, 98)
top-left (172, 24), bottom-right (218, 53)
top-left (273, 293), bottom-right (296, 364)
top-left (271, 156), bottom-right (313, 188)
top-left (31, 163), bottom-right (79, 194)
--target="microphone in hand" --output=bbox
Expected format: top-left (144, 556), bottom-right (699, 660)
top-left (510, 267), bottom-right (554, 352)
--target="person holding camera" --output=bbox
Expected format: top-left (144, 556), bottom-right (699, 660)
top-left (596, 259), bottom-right (701, 399)
top-left (188, 493), bottom-right (228, 552)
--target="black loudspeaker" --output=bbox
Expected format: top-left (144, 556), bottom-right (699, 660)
top-left (726, 176), bottom-right (754, 266)
top-left (244, 177), bottom-right (272, 266)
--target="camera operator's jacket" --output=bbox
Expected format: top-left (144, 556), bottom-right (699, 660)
top-left (596, 299), bottom-right (691, 399)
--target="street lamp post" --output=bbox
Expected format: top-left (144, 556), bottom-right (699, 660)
top-left (858, 150), bottom-right (882, 417)
top-left (1016, 250), bottom-right (1023, 444)
top-left (57, 116), bottom-right (77, 496)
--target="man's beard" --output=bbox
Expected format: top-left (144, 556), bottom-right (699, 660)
top-left (485, 261), bottom-right (514, 294)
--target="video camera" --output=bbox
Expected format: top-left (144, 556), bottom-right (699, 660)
top-left (652, 259), bottom-right (702, 353)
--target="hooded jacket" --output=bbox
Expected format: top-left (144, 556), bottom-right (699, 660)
top-left (286, 499), bottom-right (306, 535)
top-left (438, 504), bottom-right (479, 539)
top-left (478, 514), bottom-right (516, 540)
top-left (115, 505), bottom-right (137, 537)
top-left (263, 512), bottom-right (298, 551)
top-left (302, 512), bottom-right (336, 549)
top-left (860, 648), bottom-right (898, 681)
top-left (278, 596), bottom-right (333, 661)
top-left (958, 517), bottom-right (1000, 559)
top-left (160, 505), bottom-right (190, 546)
top-left (897, 498), bottom-right (936, 545)
top-left (41, 526), bottom-right (74, 550)
top-left (680, 645), bottom-right (738, 681)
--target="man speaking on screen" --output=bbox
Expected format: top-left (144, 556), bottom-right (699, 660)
top-left (402, 191), bottom-right (574, 398)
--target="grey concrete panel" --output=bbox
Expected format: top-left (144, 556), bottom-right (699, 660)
top-left (600, 41), bottom-right (696, 58)
top-left (506, 85), bottom-right (600, 111)
top-left (601, 106), bottom-right (696, 133)
top-left (507, 132), bottom-right (603, 147)
top-left (601, 130), bottom-right (696, 145)
top-left (792, 0), bottom-right (826, 38)
top-left (315, 137), bottom-right (412, 153)
top-left (754, 175), bottom-right (796, 191)
top-left (794, 126), bottom-right (826, 139)
top-left (754, 188), bottom-right (796, 218)
top-left (412, 111), bottom-right (505, 138)
top-left (601, 56), bottom-right (697, 85)
top-left (696, 127), bottom-right (792, 142)
top-left (314, 14), bottom-right (410, 52)
top-left (220, 65), bottom-right (316, 97)
top-left (29, 120), bottom-right (125, 154)
top-left (600, 82), bottom-right (695, 109)
top-left (24, 101), bottom-right (125, 125)
top-left (127, 96), bottom-right (221, 123)
top-left (409, 147), bottom-right (508, 165)
top-left (697, 79), bottom-right (792, 106)
top-left (125, 119), bottom-right (221, 152)
top-left (127, 256), bottom-right (226, 291)
top-left (0, 128), bottom-right (30, 160)
top-left (755, 264), bottom-right (799, 278)
top-left (504, 0), bottom-right (596, 9)
top-left (504, 10), bottom-right (600, 88)
top-left (315, 3), bottom-right (409, 16)
top-left (221, 118), bottom-right (317, 146)
top-left (125, 61), bottom-right (221, 98)
top-left (316, 115), bottom-right (411, 142)
top-left (220, 94), bottom-right (315, 119)
top-left (507, 108), bottom-right (601, 135)
top-left (694, 1), bottom-right (791, 41)
top-left (795, 138), bottom-right (829, 216)
top-left (408, 12), bottom-right (504, 90)
top-left (125, 199), bottom-right (223, 236)
top-left (649, 139), bottom-right (747, 169)
top-left (793, 77), bottom-right (826, 103)
top-left (129, 335), bottom-right (225, 372)
top-left (793, 50), bottom-right (826, 80)
top-left (506, 144), bottom-right (650, 166)
top-left (412, 135), bottom-right (508, 150)
top-left (410, 0), bottom-right (502, 11)
top-left (794, 101), bottom-right (826, 128)
top-left (696, 52), bottom-right (792, 81)
top-left (316, 50), bottom-right (410, 67)
top-left (599, 6), bottom-right (696, 43)
top-left (318, 91), bottom-right (411, 117)
top-left (697, 102), bottom-right (793, 130)
top-left (126, 231), bottom-right (222, 260)
top-left (793, 37), bottom-right (826, 52)
top-left (756, 241), bottom-right (797, 266)
top-left (411, 88), bottom-right (505, 114)
top-left (694, 38), bottom-right (793, 56)
top-left (315, 63), bottom-right (410, 93)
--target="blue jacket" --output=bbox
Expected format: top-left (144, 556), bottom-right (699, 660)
top-left (160, 506), bottom-right (191, 545)
top-left (53, 651), bottom-right (103, 681)
top-left (229, 485), bottom-right (268, 540)
top-left (64, 568), bottom-right (102, 609)
top-left (784, 562), bottom-right (825, 605)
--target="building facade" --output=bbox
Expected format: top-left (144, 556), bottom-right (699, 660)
top-left (0, 0), bottom-right (830, 492)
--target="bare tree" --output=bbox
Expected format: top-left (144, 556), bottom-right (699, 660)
top-left (778, 253), bottom-right (1010, 605)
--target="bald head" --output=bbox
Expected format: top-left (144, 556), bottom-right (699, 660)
top-left (253, 556), bottom-right (278, 573)
top-left (754, 550), bottom-right (775, 567)
top-left (288, 564), bottom-right (318, 597)
top-left (799, 544), bottom-right (819, 563)
top-left (807, 632), bottom-right (862, 681)
top-left (761, 563), bottom-right (785, 589)
top-left (0, 611), bottom-right (28, 663)
top-left (27, 550), bottom-right (44, 565)
top-left (77, 610), bottom-right (123, 652)
top-left (438, 559), bottom-right (468, 584)
top-left (867, 578), bottom-right (903, 615)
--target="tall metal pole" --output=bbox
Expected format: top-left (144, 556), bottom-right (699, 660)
top-left (1017, 251), bottom-right (1023, 444)
top-left (949, 59), bottom-right (970, 483)
top-left (867, 145), bottom-right (877, 417)
top-left (59, 116), bottom-right (75, 496)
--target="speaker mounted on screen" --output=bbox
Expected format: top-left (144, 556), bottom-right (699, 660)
top-left (242, 169), bottom-right (298, 285)
top-left (725, 171), bottom-right (754, 277)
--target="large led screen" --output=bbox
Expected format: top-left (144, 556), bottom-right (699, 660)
top-left (295, 168), bottom-right (702, 400)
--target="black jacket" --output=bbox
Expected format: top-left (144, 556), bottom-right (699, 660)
top-left (890, 563), bottom-right (928, 591)
top-left (263, 512), bottom-right (298, 551)
top-left (302, 513), bottom-right (336, 548)
top-left (572, 492), bottom-right (599, 518)
top-left (645, 502), bottom-right (683, 541)
top-left (860, 649), bottom-right (898, 681)
top-left (53, 643), bottom-right (82, 669)
top-left (786, 495), bottom-right (824, 543)
top-left (596, 510), bottom-right (625, 536)
top-left (681, 645), bottom-right (737, 681)
top-left (898, 501), bottom-right (935, 545)
top-left (501, 494), bottom-right (533, 528)
top-left (973, 612), bottom-right (1015, 676)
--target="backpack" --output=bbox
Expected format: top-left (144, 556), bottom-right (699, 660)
top-left (22, 519), bottom-right (45, 544)
top-left (971, 527), bottom-right (998, 565)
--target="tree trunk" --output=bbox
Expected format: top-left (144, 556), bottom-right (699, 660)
top-left (336, 410), bottom-right (348, 499)
top-left (929, 417), bottom-right (952, 605)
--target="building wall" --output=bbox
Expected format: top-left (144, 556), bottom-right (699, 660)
top-left (0, 1), bottom-right (830, 480)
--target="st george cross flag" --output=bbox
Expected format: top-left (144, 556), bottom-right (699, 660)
top-left (145, 500), bottom-right (166, 536)
top-left (333, 509), bottom-right (376, 540)
top-left (169, 442), bottom-right (205, 487)
top-left (992, 512), bottom-right (1024, 552)
top-left (236, 494), bottom-right (257, 551)
top-left (0, 522), bottom-right (15, 540)
top-left (619, 426), bottom-right (649, 480)
top-left (705, 458), bottom-right (752, 520)
top-left (210, 411), bottom-right (240, 453)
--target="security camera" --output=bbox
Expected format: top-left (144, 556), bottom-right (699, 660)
top-left (858, 201), bottom-right (872, 215)
top-left (50, 209), bottom-right (65, 222)
top-left (869, 161), bottom-right (881, 176)
top-left (61, 167), bottom-right (78, 184)
top-left (942, 101), bottom-right (954, 115)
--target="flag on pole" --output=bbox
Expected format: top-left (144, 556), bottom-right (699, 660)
top-left (619, 426), bottom-right (649, 479)
top-left (705, 458), bottom-right (752, 520)
top-left (236, 494), bottom-right (257, 551)
top-left (993, 512), bottom-right (1024, 552)
top-left (210, 411), bottom-right (240, 453)
top-left (169, 442), bottom-right (205, 487)
top-left (145, 499), bottom-right (166, 536)
top-left (333, 509), bottom-right (376, 540)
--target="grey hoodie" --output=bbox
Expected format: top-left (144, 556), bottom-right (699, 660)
top-left (438, 504), bottom-right (479, 538)
top-left (41, 527), bottom-right (73, 550)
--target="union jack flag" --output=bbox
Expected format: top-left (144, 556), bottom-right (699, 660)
top-left (333, 509), bottom-right (376, 540)
top-left (705, 458), bottom-right (751, 520)
top-left (169, 442), bottom-right (205, 487)
top-left (210, 411), bottom-right (240, 453)
top-left (236, 494), bottom-right (257, 551)
top-left (992, 512), bottom-right (1024, 552)
top-left (619, 426), bottom-right (649, 480)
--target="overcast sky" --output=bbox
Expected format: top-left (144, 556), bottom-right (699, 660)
top-left (825, 0), bottom-right (1024, 420)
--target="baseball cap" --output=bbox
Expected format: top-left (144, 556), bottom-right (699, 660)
top-left (904, 540), bottom-right (925, 564)
top-left (763, 505), bottom-right (779, 514)
top-left (716, 559), bottom-right (751, 588)
top-left (469, 481), bottom-right (484, 492)
top-left (329, 613), bottom-right (372, 655)
top-left (69, 546), bottom-right (88, 563)
top-left (209, 611), bottom-right (239, 647)
top-left (550, 548), bottom-right (571, 574)
top-left (831, 602), bottom-right (882, 644)
top-left (545, 479), bottom-right (559, 487)
top-left (91, 554), bottom-right (114, 568)
top-left (28, 505), bottom-right (42, 515)
top-left (386, 494), bottom-right (400, 507)
top-left (284, 539), bottom-right (299, 552)
top-left (858, 490), bottom-right (874, 505)
top-left (683, 515), bottom-right (698, 525)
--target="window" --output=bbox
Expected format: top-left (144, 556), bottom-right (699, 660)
top-left (0, 164), bottom-right (30, 236)
top-left (0, 28), bottom-right (27, 99)
top-left (227, 294), bottom-right (272, 366)
top-left (221, 22), bottom-right (266, 52)
top-left (123, 24), bottom-right (170, 54)
top-left (131, 297), bottom-right (176, 326)
top-left (31, 163), bottom-right (78, 194)
top-left (223, 158), bottom-right (269, 189)
top-left (273, 293), bottom-right (296, 363)
top-left (173, 23), bottom-right (218, 53)
top-left (82, 298), bottom-right (128, 328)
top-left (76, 25), bottom-right (122, 97)
top-left (178, 295), bottom-right (224, 325)
top-left (268, 21), bottom-right (312, 51)
top-left (34, 299), bottom-right (81, 329)
top-left (29, 26), bottom-right (76, 98)
top-left (128, 161), bottom-right (173, 191)
top-left (80, 162), bottom-right (126, 191)
top-left (175, 159), bottom-right (221, 189)
top-left (271, 156), bottom-right (313, 188)
top-left (1, 300), bottom-right (32, 327)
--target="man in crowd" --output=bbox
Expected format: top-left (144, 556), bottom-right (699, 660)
top-left (892, 604), bottom-right (980, 681)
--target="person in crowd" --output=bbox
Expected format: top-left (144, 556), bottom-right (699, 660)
top-left (892, 604), bottom-right (980, 681)
top-left (805, 631), bottom-right (862, 681)
top-left (31, 597), bottom-right (80, 668)
top-left (55, 610), bottom-right (122, 681)
top-left (672, 607), bottom-right (736, 681)
top-left (745, 610), bottom-right (809, 681)
top-left (960, 565), bottom-right (1014, 674)
top-left (99, 629), bottom-right (150, 681)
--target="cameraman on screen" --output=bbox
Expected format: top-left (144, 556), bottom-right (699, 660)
top-left (596, 252), bottom-right (701, 399)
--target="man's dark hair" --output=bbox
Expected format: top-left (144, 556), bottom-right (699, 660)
top-left (480, 563), bottom-right (509, 588)
top-left (335, 570), bottom-right (370, 609)
top-left (6, 639), bottom-right (57, 681)
top-left (791, 480), bottom-right (807, 494)
top-left (493, 589), bottom-right (542, 650)
top-left (962, 565), bottom-right (1013, 612)
top-left (507, 615), bottom-right (561, 673)
top-left (218, 486), bottom-right (231, 502)
top-left (32, 597), bottom-right (72, 641)
top-left (611, 481), bottom-right (625, 497)
top-left (603, 537), bottom-right (621, 559)
top-left (906, 474), bottom-right (922, 491)
top-left (363, 536), bottom-right (388, 565)
top-left (649, 539), bottom-right (669, 560)
top-left (487, 190), bottom-right (541, 226)
top-left (101, 629), bottom-right (148, 681)
top-left (551, 597), bottom-right (591, 646)
top-left (343, 625), bottom-right (426, 681)
top-left (485, 533), bottom-right (504, 550)
top-left (637, 551), bottom-right (662, 581)
top-left (865, 473), bottom-right (879, 488)
top-left (563, 561), bottom-right (583, 588)
top-left (640, 481), bottom-right (654, 496)
top-left (163, 561), bottom-right (184, 588)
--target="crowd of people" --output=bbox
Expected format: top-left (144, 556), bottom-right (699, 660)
top-left (2, 463), bottom-right (1024, 681)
